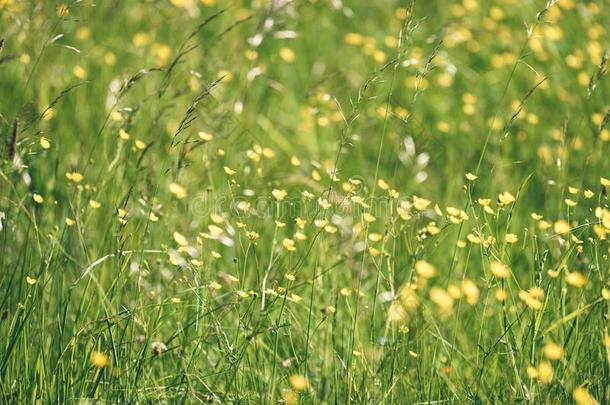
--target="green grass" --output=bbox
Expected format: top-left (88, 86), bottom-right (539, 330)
top-left (0, 0), bottom-right (608, 403)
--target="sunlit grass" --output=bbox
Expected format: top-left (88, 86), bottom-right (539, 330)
top-left (0, 0), bottom-right (608, 403)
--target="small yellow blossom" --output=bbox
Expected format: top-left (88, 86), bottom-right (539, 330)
top-left (504, 233), bottom-right (518, 244)
top-left (279, 47), bottom-right (296, 63)
top-left (543, 342), bottom-right (564, 360)
top-left (90, 351), bottom-right (110, 368)
top-left (32, 193), bottom-right (44, 204)
top-left (415, 260), bottom-right (437, 278)
top-left (490, 261), bottom-right (510, 278)
top-left (289, 375), bottom-right (308, 391)
top-left (173, 232), bottom-right (188, 246)
top-left (430, 287), bottom-right (454, 314)
top-left (519, 289), bottom-right (543, 310)
top-left (272, 189), bottom-right (287, 201)
top-left (73, 65), bottom-right (87, 79)
top-left (40, 137), bottom-right (51, 149)
top-left (282, 238), bottom-right (296, 252)
top-left (573, 386), bottom-right (599, 405)
top-left (498, 192), bottom-right (516, 205)
top-left (66, 172), bottom-right (84, 183)
top-left (565, 198), bottom-right (577, 207)
top-left (565, 272), bottom-right (587, 288)
top-left (538, 361), bottom-right (553, 384)
top-left (169, 183), bottom-right (187, 199)
top-left (554, 220), bottom-right (571, 234)
top-left (413, 196), bottom-right (431, 211)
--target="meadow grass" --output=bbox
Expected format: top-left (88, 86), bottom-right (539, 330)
top-left (0, 0), bottom-right (608, 403)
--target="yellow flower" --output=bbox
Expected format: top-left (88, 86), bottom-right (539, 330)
top-left (537, 361), bottom-right (553, 384)
top-left (362, 213), bottom-right (376, 223)
top-left (519, 289), bottom-right (543, 310)
top-left (430, 287), bottom-right (454, 314)
top-left (504, 233), bottom-right (518, 244)
top-left (76, 26), bottom-right (91, 41)
top-left (169, 183), bottom-right (187, 199)
top-left (173, 232), bottom-right (188, 246)
top-left (573, 386), bottom-right (599, 405)
top-left (26, 276), bottom-right (37, 285)
top-left (565, 198), bottom-right (577, 207)
top-left (40, 136), bottom-right (51, 149)
top-left (279, 47), bottom-right (296, 63)
top-left (368, 233), bottom-right (382, 242)
top-left (318, 198), bottom-right (331, 209)
top-left (66, 172), bottom-right (84, 183)
top-left (461, 279), bottom-right (480, 304)
top-left (73, 65), bottom-right (87, 79)
top-left (498, 192), bottom-right (515, 205)
top-left (527, 366), bottom-right (538, 379)
top-left (272, 189), bottom-right (287, 201)
top-left (377, 179), bottom-right (389, 190)
top-left (415, 260), bottom-right (437, 278)
top-left (89, 200), bottom-right (101, 209)
top-left (413, 196), bottom-right (431, 211)
top-left (223, 166), bottom-right (236, 176)
top-left (465, 172), bottom-right (478, 181)
top-left (388, 189), bottom-right (399, 199)
top-left (543, 342), bottom-right (564, 360)
top-left (539, 220), bottom-right (551, 230)
top-left (290, 156), bottom-right (301, 166)
top-left (284, 390), bottom-right (298, 405)
top-left (105, 52), bottom-right (117, 65)
top-left (344, 32), bottom-right (364, 45)
top-left (490, 261), bottom-right (510, 278)
top-left (282, 238), bottom-right (296, 252)
top-left (494, 289), bottom-right (508, 301)
top-left (478, 198), bottom-right (491, 206)
top-left (32, 193), bottom-right (44, 204)
top-left (554, 220), bottom-right (570, 234)
top-left (565, 272), bottom-right (587, 288)
top-left (132, 32), bottom-right (151, 47)
top-left (289, 375), bottom-right (308, 391)
top-left (90, 351), bottom-right (110, 368)
top-left (198, 131), bottom-right (213, 141)
top-left (20, 53), bottom-right (32, 65)
top-left (467, 233), bottom-right (482, 244)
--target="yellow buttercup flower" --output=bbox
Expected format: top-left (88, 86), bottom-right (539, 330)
top-left (90, 351), bottom-right (110, 368)
top-left (289, 375), bottom-right (308, 391)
